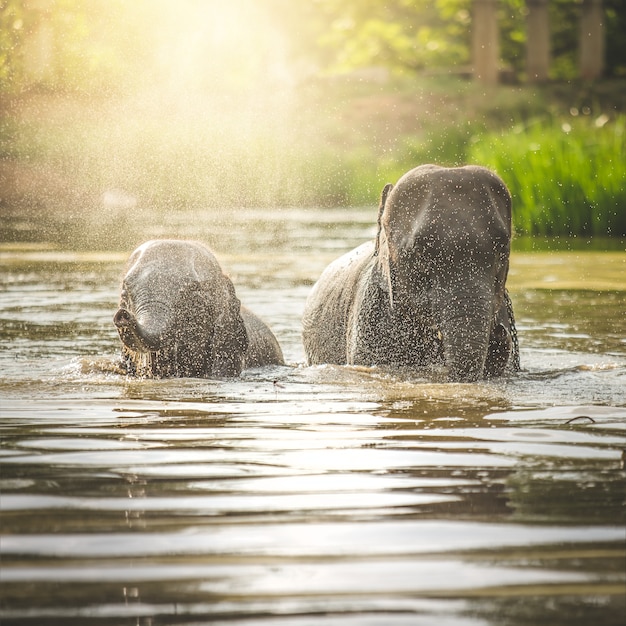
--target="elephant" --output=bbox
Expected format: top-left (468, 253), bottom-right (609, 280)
top-left (302, 164), bottom-right (520, 382)
top-left (114, 239), bottom-right (284, 378)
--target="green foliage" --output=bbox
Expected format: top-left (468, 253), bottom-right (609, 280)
top-left (2, 0), bottom-right (625, 242)
top-left (605, 0), bottom-right (626, 78)
top-left (314, 0), bottom-right (472, 74)
top-left (310, 0), bottom-right (626, 81)
top-left (3, 76), bottom-right (624, 240)
top-left (548, 0), bottom-right (582, 81)
top-left (0, 0), bottom-right (296, 94)
top-left (3, 0), bottom-right (626, 95)
top-left (497, 0), bottom-right (526, 77)
top-left (329, 113), bottom-right (626, 238)
top-left (0, 0), bottom-right (138, 93)
top-left (468, 115), bottom-right (626, 237)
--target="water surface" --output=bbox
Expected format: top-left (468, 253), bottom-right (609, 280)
top-left (1, 208), bottom-right (625, 625)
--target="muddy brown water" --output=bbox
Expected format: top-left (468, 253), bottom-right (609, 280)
top-left (1, 207), bottom-right (625, 625)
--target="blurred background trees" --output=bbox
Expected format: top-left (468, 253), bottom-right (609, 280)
top-left (294, 0), bottom-right (625, 83)
top-left (1, 0), bottom-right (625, 94)
top-left (1, 1), bottom-right (624, 236)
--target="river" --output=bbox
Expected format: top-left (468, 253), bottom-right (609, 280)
top-left (1, 207), bottom-right (625, 625)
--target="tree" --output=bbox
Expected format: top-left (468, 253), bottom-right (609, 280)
top-left (310, 0), bottom-right (473, 74)
top-left (2, 0), bottom-right (625, 95)
top-left (306, 0), bottom-right (626, 81)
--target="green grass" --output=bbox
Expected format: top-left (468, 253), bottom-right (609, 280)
top-left (468, 115), bottom-right (626, 237)
top-left (327, 113), bottom-right (626, 238)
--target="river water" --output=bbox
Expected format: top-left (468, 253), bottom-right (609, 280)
top-left (1, 207), bottom-right (625, 625)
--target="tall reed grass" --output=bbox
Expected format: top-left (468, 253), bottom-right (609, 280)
top-left (468, 115), bottom-right (626, 237)
top-left (312, 115), bottom-right (626, 239)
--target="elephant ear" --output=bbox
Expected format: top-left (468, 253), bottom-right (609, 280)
top-left (374, 183), bottom-right (395, 308)
top-left (374, 183), bottom-right (394, 256)
top-left (211, 277), bottom-right (249, 377)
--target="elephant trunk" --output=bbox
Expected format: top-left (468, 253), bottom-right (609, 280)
top-left (437, 291), bottom-right (493, 382)
top-left (114, 302), bottom-right (172, 353)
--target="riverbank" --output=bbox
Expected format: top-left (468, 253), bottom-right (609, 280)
top-left (1, 76), bottom-right (625, 238)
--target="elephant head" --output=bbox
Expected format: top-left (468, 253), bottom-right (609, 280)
top-left (375, 164), bottom-right (513, 381)
top-left (114, 240), bottom-right (248, 378)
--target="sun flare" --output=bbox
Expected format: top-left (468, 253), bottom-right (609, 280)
top-left (121, 0), bottom-right (292, 94)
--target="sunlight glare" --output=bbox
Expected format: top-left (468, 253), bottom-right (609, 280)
top-left (139, 0), bottom-right (292, 95)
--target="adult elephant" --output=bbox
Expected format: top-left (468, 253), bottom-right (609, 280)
top-left (114, 240), bottom-right (284, 378)
top-left (302, 164), bottom-right (520, 382)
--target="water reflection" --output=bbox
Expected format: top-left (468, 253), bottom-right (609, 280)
top-left (1, 208), bottom-right (625, 625)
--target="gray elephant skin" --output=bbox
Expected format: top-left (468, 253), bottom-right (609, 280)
top-left (114, 239), bottom-right (284, 378)
top-left (302, 164), bottom-right (519, 382)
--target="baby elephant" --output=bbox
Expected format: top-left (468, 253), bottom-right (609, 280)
top-left (114, 239), bottom-right (284, 378)
top-left (302, 164), bottom-right (520, 382)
